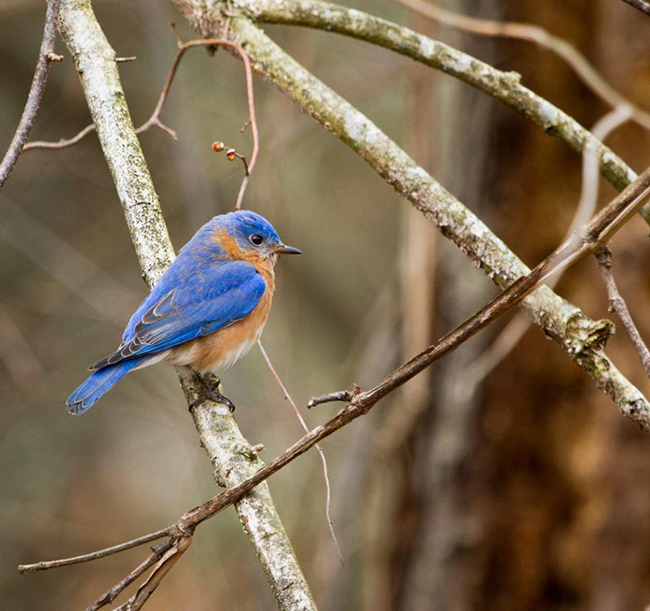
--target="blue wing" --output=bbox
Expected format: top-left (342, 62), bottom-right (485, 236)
top-left (91, 260), bottom-right (265, 369)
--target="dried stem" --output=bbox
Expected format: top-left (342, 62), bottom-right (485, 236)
top-left (0, 0), bottom-right (62, 186)
top-left (86, 541), bottom-right (174, 611)
top-left (393, 0), bottom-right (650, 130)
top-left (597, 248), bottom-right (650, 378)
top-left (17, 528), bottom-right (171, 573)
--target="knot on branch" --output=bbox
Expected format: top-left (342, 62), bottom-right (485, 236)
top-left (565, 313), bottom-right (615, 357)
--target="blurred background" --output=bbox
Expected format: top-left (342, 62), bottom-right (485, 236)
top-left (2, 0), bottom-right (650, 609)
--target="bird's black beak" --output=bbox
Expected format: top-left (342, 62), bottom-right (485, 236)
top-left (276, 244), bottom-right (302, 255)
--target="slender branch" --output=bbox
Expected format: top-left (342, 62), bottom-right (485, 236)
top-left (86, 541), bottom-right (174, 611)
top-left (23, 124), bottom-right (97, 152)
top-left (597, 248), bottom-right (650, 378)
top-left (17, 528), bottom-right (171, 573)
top-left (462, 105), bottom-right (633, 393)
top-left (230, 0), bottom-right (649, 224)
top-left (619, 0), bottom-right (650, 16)
top-left (393, 0), bottom-right (650, 131)
top-left (0, 0), bottom-right (62, 186)
top-left (114, 537), bottom-right (192, 611)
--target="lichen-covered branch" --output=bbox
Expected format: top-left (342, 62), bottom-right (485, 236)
top-left (230, 0), bottom-right (650, 224)
top-left (56, 1), bottom-right (315, 609)
top-left (172, 1), bottom-right (650, 426)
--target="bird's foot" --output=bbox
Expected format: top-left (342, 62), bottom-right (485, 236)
top-left (190, 375), bottom-right (236, 412)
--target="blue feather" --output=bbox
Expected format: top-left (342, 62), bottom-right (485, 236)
top-left (67, 358), bottom-right (145, 415)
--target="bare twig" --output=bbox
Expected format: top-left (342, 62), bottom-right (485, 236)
top-left (597, 248), bottom-right (650, 378)
top-left (86, 541), bottom-right (174, 611)
top-left (619, 0), bottom-right (650, 16)
top-left (0, 0), bottom-right (62, 186)
top-left (393, 0), bottom-right (650, 130)
top-left (257, 340), bottom-right (344, 565)
top-left (113, 537), bottom-right (192, 611)
top-left (18, 528), bottom-right (171, 573)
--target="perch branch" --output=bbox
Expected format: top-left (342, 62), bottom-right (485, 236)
top-left (597, 248), bottom-right (650, 378)
top-left (393, 0), bottom-right (650, 130)
top-left (51, 1), bottom-right (314, 609)
top-left (0, 0), bottom-right (62, 186)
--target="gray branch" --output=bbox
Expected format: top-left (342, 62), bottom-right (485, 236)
top-left (57, 1), bottom-right (315, 609)
top-left (172, 0), bottom-right (650, 427)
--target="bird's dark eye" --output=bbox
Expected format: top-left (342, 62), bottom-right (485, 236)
top-left (249, 234), bottom-right (264, 246)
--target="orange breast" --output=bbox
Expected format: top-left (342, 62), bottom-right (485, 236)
top-left (169, 262), bottom-right (275, 373)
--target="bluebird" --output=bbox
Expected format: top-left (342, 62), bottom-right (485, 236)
top-left (66, 210), bottom-right (301, 415)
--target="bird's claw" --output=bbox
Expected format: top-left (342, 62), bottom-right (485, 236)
top-left (190, 377), bottom-right (236, 412)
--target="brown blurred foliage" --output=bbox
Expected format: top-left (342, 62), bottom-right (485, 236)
top-left (2, 0), bottom-right (650, 610)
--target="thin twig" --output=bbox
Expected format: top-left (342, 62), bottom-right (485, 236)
top-left (17, 527), bottom-right (171, 573)
top-left (86, 541), bottom-right (174, 611)
top-left (114, 537), bottom-right (192, 611)
top-left (393, 0), bottom-right (650, 131)
top-left (0, 0), bottom-right (62, 186)
top-left (619, 0), bottom-right (650, 16)
top-left (597, 248), bottom-right (650, 378)
top-left (257, 340), bottom-right (344, 565)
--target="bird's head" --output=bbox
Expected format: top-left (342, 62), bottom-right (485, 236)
top-left (216, 210), bottom-right (302, 263)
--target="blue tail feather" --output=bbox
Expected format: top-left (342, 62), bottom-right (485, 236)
top-left (67, 358), bottom-right (144, 415)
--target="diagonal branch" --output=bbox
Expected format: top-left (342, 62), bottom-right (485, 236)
top-left (229, 0), bottom-right (649, 224)
top-left (53, 1), bottom-right (315, 609)
top-left (172, 1), bottom-right (650, 427)
top-left (0, 0), bottom-right (62, 187)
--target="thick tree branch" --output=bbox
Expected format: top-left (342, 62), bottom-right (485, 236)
top-left (52, 1), bottom-right (315, 609)
top-left (0, 0), bottom-right (62, 187)
top-left (171, 1), bottom-right (650, 427)
top-left (228, 0), bottom-right (649, 224)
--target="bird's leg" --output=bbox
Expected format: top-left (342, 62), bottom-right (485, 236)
top-left (190, 373), bottom-right (236, 413)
